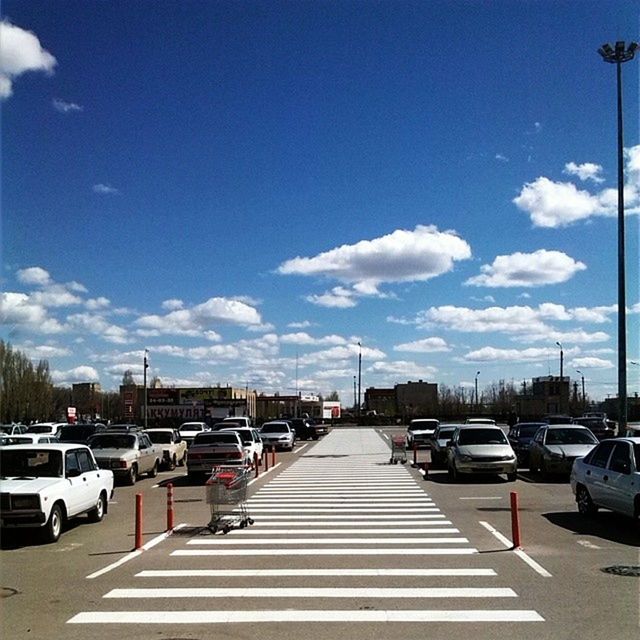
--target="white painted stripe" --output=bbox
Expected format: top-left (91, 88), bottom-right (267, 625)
top-left (247, 520), bottom-right (454, 527)
top-left (459, 497), bottom-right (503, 500)
top-left (187, 537), bottom-right (468, 545)
top-left (249, 514), bottom-right (446, 519)
top-left (212, 528), bottom-right (460, 534)
top-left (247, 462), bottom-right (281, 486)
top-left (135, 568), bottom-right (497, 577)
top-left (247, 501), bottom-right (435, 506)
top-left (245, 508), bottom-right (441, 512)
top-left (68, 609), bottom-right (544, 623)
top-left (479, 521), bottom-right (552, 578)
top-left (85, 524), bottom-right (187, 580)
top-left (172, 548), bottom-right (478, 556)
top-left (257, 489), bottom-right (426, 493)
top-left (105, 587), bottom-right (517, 599)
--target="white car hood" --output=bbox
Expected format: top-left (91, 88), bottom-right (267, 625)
top-left (457, 444), bottom-right (514, 458)
top-left (545, 444), bottom-right (596, 457)
top-left (0, 477), bottom-right (62, 493)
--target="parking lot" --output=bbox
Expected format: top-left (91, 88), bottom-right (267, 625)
top-left (2, 426), bottom-right (639, 640)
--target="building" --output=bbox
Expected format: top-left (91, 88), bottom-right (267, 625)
top-left (256, 394), bottom-right (322, 421)
top-left (515, 376), bottom-right (571, 419)
top-left (363, 387), bottom-right (396, 416)
top-left (72, 382), bottom-right (102, 420)
top-left (396, 380), bottom-right (438, 418)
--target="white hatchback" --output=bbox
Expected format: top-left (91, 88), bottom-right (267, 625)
top-left (570, 437), bottom-right (640, 520)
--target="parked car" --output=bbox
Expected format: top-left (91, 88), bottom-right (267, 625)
top-left (26, 423), bottom-right (67, 438)
top-left (464, 417), bottom-right (497, 425)
top-left (0, 424), bottom-right (28, 436)
top-left (186, 431), bottom-right (245, 482)
top-left (406, 418), bottom-right (439, 448)
top-left (87, 432), bottom-right (161, 485)
top-left (178, 421), bottom-right (209, 446)
top-left (0, 444), bottom-right (114, 543)
top-left (219, 427), bottom-right (264, 463)
top-left (2, 434), bottom-right (60, 445)
top-left (429, 424), bottom-right (461, 468)
top-left (221, 416), bottom-right (253, 429)
top-left (58, 423), bottom-right (107, 444)
top-left (571, 416), bottom-right (617, 440)
top-left (570, 437), bottom-right (640, 521)
top-left (105, 423), bottom-right (141, 432)
top-left (446, 425), bottom-right (517, 482)
top-left (528, 424), bottom-right (599, 477)
top-left (507, 422), bottom-right (547, 466)
top-left (289, 418), bottom-right (325, 440)
top-left (259, 421), bottom-right (296, 451)
top-left (145, 428), bottom-right (188, 470)
top-left (542, 414), bottom-right (573, 425)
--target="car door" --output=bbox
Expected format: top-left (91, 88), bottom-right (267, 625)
top-left (64, 450), bottom-right (89, 516)
top-left (137, 434), bottom-right (153, 473)
top-left (76, 448), bottom-right (102, 511)
top-left (584, 441), bottom-right (616, 504)
top-left (529, 427), bottom-right (546, 468)
top-left (603, 442), bottom-right (635, 516)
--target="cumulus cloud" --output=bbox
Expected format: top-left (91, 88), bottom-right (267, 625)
top-left (287, 320), bottom-right (312, 329)
top-left (462, 346), bottom-right (580, 363)
top-left (514, 146), bottom-right (640, 227)
top-left (570, 357), bottom-right (615, 369)
top-left (67, 313), bottom-right (130, 344)
top-left (367, 360), bottom-right (438, 379)
top-left (278, 225), bottom-right (472, 299)
top-left (135, 296), bottom-right (262, 337)
top-left (306, 287), bottom-right (358, 308)
top-left (52, 98), bottom-right (83, 113)
top-left (17, 266), bottom-right (52, 286)
top-left (86, 297), bottom-right (110, 310)
top-left (564, 162), bottom-right (604, 183)
top-left (394, 337), bottom-right (451, 353)
top-left (0, 292), bottom-right (66, 333)
top-left (280, 332), bottom-right (347, 346)
top-left (465, 249), bottom-right (586, 288)
top-left (51, 366), bottom-right (100, 385)
top-left (16, 343), bottom-right (71, 359)
top-left (162, 299), bottom-right (184, 311)
top-left (0, 21), bottom-right (56, 99)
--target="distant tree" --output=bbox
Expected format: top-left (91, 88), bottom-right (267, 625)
top-left (326, 391), bottom-right (340, 401)
top-left (150, 376), bottom-right (162, 389)
top-left (122, 369), bottom-right (135, 385)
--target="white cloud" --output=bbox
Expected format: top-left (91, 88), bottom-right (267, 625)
top-left (17, 266), bottom-right (51, 286)
top-left (278, 225), bottom-right (472, 293)
top-left (570, 357), bottom-right (615, 369)
top-left (564, 162), bottom-right (604, 183)
top-left (0, 21), bottom-right (56, 99)
top-left (162, 299), bottom-right (184, 311)
top-left (287, 320), bottom-right (312, 329)
top-left (67, 313), bottom-right (130, 344)
top-left (466, 250), bottom-right (586, 288)
top-left (51, 365), bottom-right (99, 385)
top-left (280, 332), bottom-right (347, 346)
top-left (86, 297), bottom-right (110, 310)
top-left (16, 342), bottom-right (71, 359)
top-left (463, 346), bottom-right (580, 363)
top-left (495, 154), bottom-right (509, 163)
top-left (93, 183), bottom-right (119, 195)
top-left (0, 292), bottom-right (66, 333)
top-left (367, 360), bottom-right (438, 379)
top-left (52, 98), bottom-right (83, 113)
top-left (394, 337), bottom-right (451, 353)
top-left (306, 287), bottom-right (358, 308)
top-left (135, 296), bottom-right (262, 336)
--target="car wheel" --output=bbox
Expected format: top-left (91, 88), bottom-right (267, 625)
top-left (448, 463), bottom-right (458, 482)
top-left (577, 485), bottom-right (598, 516)
top-left (507, 471), bottom-right (517, 482)
top-left (126, 464), bottom-right (138, 486)
top-left (179, 452), bottom-right (186, 466)
top-left (43, 503), bottom-right (64, 543)
top-left (148, 461), bottom-right (159, 479)
top-left (167, 455), bottom-right (177, 471)
top-left (88, 493), bottom-right (106, 523)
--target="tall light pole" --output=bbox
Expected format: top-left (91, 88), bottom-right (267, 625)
top-left (598, 40), bottom-right (637, 436)
top-left (353, 375), bottom-right (357, 411)
top-left (474, 371), bottom-right (480, 412)
top-left (576, 369), bottom-right (586, 409)
top-left (556, 341), bottom-right (564, 413)
top-left (143, 349), bottom-right (149, 429)
top-left (357, 342), bottom-right (362, 422)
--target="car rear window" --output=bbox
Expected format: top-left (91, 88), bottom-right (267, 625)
top-left (261, 424), bottom-right (288, 433)
top-left (88, 434), bottom-right (136, 449)
top-left (193, 433), bottom-right (239, 445)
top-left (147, 432), bottom-right (173, 444)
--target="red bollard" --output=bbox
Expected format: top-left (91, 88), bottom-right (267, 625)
top-left (135, 493), bottom-right (143, 550)
top-left (413, 443), bottom-right (418, 467)
top-left (254, 453), bottom-right (259, 478)
top-left (510, 491), bottom-right (521, 548)
top-left (263, 447), bottom-right (269, 471)
top-left (166, 483), bottom-right (174, 531)
top-left (271, 445), bottom-right (276, 466)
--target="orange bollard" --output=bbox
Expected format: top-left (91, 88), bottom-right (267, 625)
top-left (135, 493), bottom-right (143, 550)
top-left (271, 445), bottom-right (276, 466)
top-left (166, 483), bottom-right (174, 531)
top-left (263, 447), bottom-right (269, 470)
top-left (254, 452), bottom-right (259, 478)
top-left (510, 491), bottom-right (521, 548)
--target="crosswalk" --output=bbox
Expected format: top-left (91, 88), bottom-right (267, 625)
top-left (67, 428), bottom-right (545, 629)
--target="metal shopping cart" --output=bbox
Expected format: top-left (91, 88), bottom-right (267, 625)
top-left (389, 435), bottom-right (408, 464)
top-left (205, 465), bottom-right (254, 534)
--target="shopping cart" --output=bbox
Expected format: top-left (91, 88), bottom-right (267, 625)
top-left (389, 435), bottom-right (408, 464)
top-left (205, 465), bottom-right (254, 534)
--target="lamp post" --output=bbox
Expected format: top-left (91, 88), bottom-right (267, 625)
top-left (357, 342), bottom-right (362, 422)
top-left (475, 371), bottom-right (480, 412)
top-left (556, 341), bottom-right (564, 413)
top-left (143, 349), bottom-right (149, 430)
top-left (353, 375), bottom-right (357, 411)
top-left (576, 369), bottom-right (586, 409)
top-left (598, 40), bottom-right (638, 436)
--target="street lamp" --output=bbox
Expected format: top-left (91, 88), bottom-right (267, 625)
top-left (353, 375), bottom-right (357, 411)
top-left (475, 371), bottom-right (480, 412)
top-left (143, 349), bottom-right (149, 429)
top-left (576, 369), bottom-right (586, 409)
top-left (598, 40), bottom-right (638, 436)
top-left (357, 342), bottom-right (362, 422)
top-left (556, 342), bottom-right (564, 413)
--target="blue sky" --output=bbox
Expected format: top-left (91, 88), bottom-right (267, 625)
top-left (1, 0), bottom-right (639, 404)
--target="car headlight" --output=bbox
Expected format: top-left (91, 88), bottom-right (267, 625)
top-left (12, 495), bottom-right (40, 510)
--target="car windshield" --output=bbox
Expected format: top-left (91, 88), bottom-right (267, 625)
top-left (147, 432), bottom-right (172, 444)
top-left (0, 425), bottom-right (17, 434)
top-left (458, 429), bottom-right (507, 445)
top-left (224, 430), bottom-right (252, 444)
top-left (58, 426), bottom-right (94, 441)
top-left (88, 434), bottom-right (136, 449)
top-left (26, 426), bottom-right (55, 433)
top-left (517, 425), bottom-right (543, 437)
top-left (409, 421), bottom-right (438, 431)
top-left (438, 428), bottom-right (456, 440)
top-left (180, 424), bottom-right (203, 432)
top-left (193, 433), bottom-right (239, 445)
top-left (261, 424), bottom-right (288, 433)
top-left (0, 449), bottom-right (63, 478)
top-left (545, 428), bottom-right (598, 445)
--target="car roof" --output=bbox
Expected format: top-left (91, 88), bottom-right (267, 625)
top-left (0, 443), bottom-right (90, 451)
top-left (599, 437), bottom-right (640, 444)
top-left (145, 428), bottom-right (175, 432)
top-left (546, 424), bottom-right (587, 428)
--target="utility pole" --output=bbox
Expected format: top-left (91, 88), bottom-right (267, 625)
top-left (357, 342), bottom-right (362, 422)
top-left (143, 349), bottom-right (149, 429)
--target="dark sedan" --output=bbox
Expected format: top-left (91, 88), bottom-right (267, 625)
top-left (507, 422), bottom-right (546, 466)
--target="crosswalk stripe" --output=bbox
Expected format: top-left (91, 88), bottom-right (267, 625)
top-left (104, 587), bottom-right (517, 598)
top-left (172, 548), bottom-right (478, 556)
top-left (246, 514), bottom-right (446, 519)
top-left (187, 537), bottom-right (468, 545)
top-left (248, 520), bottom-right (453, 526)
top-left (135, 569), bottom-right (498, 577)
top-left (68, 610), bottom-right (545, 623)
top-left (244, 507), bottom-right (441, 512)
top-left (207, 528), bottom-right (460, 534)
